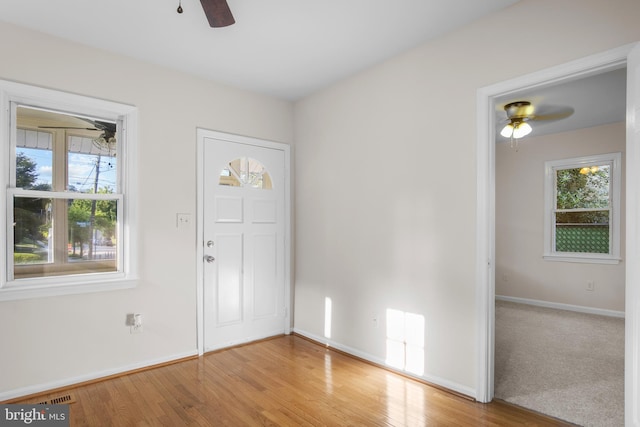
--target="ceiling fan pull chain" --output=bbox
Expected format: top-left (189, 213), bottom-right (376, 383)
top-left (177, 0), bottom-right (183, 14)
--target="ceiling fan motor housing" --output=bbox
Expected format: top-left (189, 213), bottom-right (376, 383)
top-left (504, 101), bottom-right (534, 120)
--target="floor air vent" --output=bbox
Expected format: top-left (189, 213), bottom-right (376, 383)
top-left (34, 393), bottom-right (76, 405)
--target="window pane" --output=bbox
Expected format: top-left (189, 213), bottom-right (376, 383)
top-left (14, 196), bottom-right (53, 266)
top-left (17, 105), bottom-right (118, 193)
top-left (555, 211), bottom-right (609, 253)
top-left (556, 165), bottom-right (610, 209)
top-left (68, 198), bottom-right (118, 263)
top-left (68, 143), bottom-right (117, 193)
top-left (16, 133), bottom-right (53, 190)
top-left (220, 157), bottom-right (272, 189)
top-left (13, 196), bottom-right (118, 279)
top-left (220, 167), bottom-right (241, 187)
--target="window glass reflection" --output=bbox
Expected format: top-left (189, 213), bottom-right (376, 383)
top-left (219, 157), bottom-right (272, 189)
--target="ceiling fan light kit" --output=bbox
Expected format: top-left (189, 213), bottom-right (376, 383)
top-left (499, 121), bottom-right (532, 139)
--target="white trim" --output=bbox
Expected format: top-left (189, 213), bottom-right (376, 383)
top-left (0, 350), bottom-right (197, 402)
top-left (293, 328), bottom-right (476, 398)
top-left (196, 132), bottom-right (204, 356)
top-left (0, 79), bottom-right (139, 301)
top-left (626, 41), bottom-right (640, 427)
top-left (496, 295), bottom-right (625, 318)
top-left (542, 255), bottom-right (621, 264)
top-left (0, 80), bottom-right (136, 121)
top-left (0, 280), bottom-right (136, 302)
top-left (476, 42), bottom-right (639, 419)
top-left (195, 128), bottom-right (292, 356)
top-left (475, 87), bottom-right (496, 403)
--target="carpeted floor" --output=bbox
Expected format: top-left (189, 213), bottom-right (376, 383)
top-left (494, 300), bottom-right (624, 427)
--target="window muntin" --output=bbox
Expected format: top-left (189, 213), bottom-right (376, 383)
top-left (544, 153), bottom-right (621, 263)
top-left (1, 80), bottom-right (138, 300)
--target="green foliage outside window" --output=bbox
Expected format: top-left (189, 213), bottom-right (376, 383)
top-left (555, 165), bottom-right (610, 254)
top-left (14, 153), bottom-right (51, 258)
top-left (556, 166), bottom-right (609, 223)
top-left (14, 152), bottom-right (117, 263)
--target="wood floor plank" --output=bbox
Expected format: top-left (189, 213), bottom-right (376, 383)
top-left (11, 335), bottom-right (572, 426)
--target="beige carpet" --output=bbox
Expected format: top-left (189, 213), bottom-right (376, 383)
top-left (494, 300), bottom-right (624, 427)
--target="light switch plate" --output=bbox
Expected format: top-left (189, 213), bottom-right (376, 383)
top-left (176, 213), bottom-right (192, 229)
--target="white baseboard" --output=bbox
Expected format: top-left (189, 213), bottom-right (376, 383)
top-left (0, 350), bottom-right (199, 402)
top-left (292, 328), bottom-right (475, 399)
top-left (496, 295), bottom-right (625, 318)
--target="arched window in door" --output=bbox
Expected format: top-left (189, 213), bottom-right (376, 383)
top-left (219, 157), bottom-right (272, 189)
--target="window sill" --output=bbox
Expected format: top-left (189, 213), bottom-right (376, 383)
top-left (0, 277), bottom-right (138, 301)
top-left (543, 254), bottom-right (621, 265)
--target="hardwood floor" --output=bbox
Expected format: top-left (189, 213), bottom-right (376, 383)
top-left (17, 335), bottom-right (571, 426)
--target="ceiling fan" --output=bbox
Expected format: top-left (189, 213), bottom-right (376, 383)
top-left (499, 100), bottom-right (574, 148)
top-left (177, 0), bottom-right (235, 28)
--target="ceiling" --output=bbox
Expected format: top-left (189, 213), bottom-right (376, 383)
top-left (0, 0), bottom-right (520, 100)
top-left (495, 67), bottom-right (627, 142)
top-left (0, 1), bottom-right (625, 137)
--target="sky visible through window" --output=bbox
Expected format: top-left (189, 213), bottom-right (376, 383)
top-left (18, 147), bottom-right (117, 192)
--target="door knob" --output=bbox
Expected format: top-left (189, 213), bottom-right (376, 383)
top-left (205, 255), bottom-right (215, 263)
top-left (207, 240), bottom-right (214, 248)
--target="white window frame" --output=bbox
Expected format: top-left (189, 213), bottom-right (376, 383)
top-left (0, 80), bottom-right (138, 300)
top-left (543, 152), bottom-right (621, 264)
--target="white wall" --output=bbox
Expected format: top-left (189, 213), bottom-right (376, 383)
top-left (2, 0), bottom-right (640, 402)
top-left (0, 22), bottom-right (293, 398)
top-left (293, 0), bottom-right (640, 395)
top-left (496, 123), bottom-right (626, 312)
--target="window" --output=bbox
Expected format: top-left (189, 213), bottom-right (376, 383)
top-left (1, 80), bottom-right (138, 300)
top-left (219, 157), bottom-right (272, 189)
top-left (544, 153), bottom-right (621, 264)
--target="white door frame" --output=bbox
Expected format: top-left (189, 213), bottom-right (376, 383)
top-left (195, 128), bottom-right (292, 355)
top-left (476, 42), bottom-right (640, 426)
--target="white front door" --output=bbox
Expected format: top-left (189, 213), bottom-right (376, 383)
top-left (202, 135), bottom-right (287, 352)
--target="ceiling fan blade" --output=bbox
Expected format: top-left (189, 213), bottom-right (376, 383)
top-left (200, 0), bottom-right (235, 27)
top-left (93, 120), bottom-right (116, 132)
top-left (532, 107), bottom-right (574, 122)
top-left (38, 126), bottom-right (100, 130)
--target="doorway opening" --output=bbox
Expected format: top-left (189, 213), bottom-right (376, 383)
top-left (476, 42), bottom-right (640, 426)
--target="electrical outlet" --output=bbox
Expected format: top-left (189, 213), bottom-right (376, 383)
top-left (129, 313), bottom-right (143, 334)
top-left (586, 281), bottom-right (595, 291)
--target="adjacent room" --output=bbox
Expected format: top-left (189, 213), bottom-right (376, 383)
top-left (1, 0), bottom-right (640, 425)
top-left (494, 69), bottom-right (626, 425)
